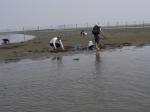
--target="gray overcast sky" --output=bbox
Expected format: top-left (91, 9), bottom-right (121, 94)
top-left (0, 0), bottom-right (150, 30)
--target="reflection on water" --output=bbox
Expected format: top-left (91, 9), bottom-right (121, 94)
top-left (51, 55), bottom-right (63, 62)
top-left (95, 51), bottom-right (100, 63)
top-left (95, 51), bottom-right (101, 75)
top-left (51, 54), bottom-right (63, 65)
top-left (0, 46), bottom-right (150, 112)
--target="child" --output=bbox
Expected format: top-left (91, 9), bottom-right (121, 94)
top-left (88, 41), bottom-right (94, 50)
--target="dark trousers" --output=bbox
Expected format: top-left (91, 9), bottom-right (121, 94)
top-left (94, 34), bottom-right (100, 44)
top-left (88, 45), bottom-right (94, 50)
top-left (50, 43), bottom-right (60, 48)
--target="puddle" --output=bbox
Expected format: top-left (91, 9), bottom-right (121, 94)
top-left (0, 46), bottom-right (150, 112)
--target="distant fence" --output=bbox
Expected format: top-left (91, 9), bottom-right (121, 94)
top-left (1, 21), bottom-right (150, 33)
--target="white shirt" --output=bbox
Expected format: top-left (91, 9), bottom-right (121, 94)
top-left (88, 41), bottom-right (94, 47)
top-left (49, 37), bottom-right (64, 49)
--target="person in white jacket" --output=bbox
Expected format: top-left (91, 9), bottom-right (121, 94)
top-left (88, 40), bottom-right (94, 50)
top-left (49, 36), bottom-right (64, 50)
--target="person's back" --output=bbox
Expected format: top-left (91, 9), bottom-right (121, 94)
top-left (92, 25), bottom-right (102, 50)
top-left (88, 41), bottom-right (94, 50)
top-left (88, 41), bottom-right (94, 46)
top-left (50, 37), bottom-right (58, 44)
top-left (49, 36), bottom-right (64, 50)
top-left (92, 25), bottom-right (100, 35)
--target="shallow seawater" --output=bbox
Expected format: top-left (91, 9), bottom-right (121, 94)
top-left (0, 46), bottom-right (150, 112)
top-left (0, 34), bottom-right (35, 45)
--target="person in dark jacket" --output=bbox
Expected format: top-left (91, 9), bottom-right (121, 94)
top-left (92, 25), bottom-right (106, 50)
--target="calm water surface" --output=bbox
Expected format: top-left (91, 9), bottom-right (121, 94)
top-left (0, 46), bottom-right (150, 112)
top-left (0, 34), bottom-right (35, 45)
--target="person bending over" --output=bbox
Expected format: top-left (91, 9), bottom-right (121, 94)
top-left (49, 36), bottom-right (64, 50)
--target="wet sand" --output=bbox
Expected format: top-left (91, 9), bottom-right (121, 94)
top-left (0, 27), bottom-right (150, 62)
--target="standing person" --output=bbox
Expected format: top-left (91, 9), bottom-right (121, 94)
top-left (49, 35), bottom-right (64, 51)
top-left (92, 25), bottom-right (106, 50)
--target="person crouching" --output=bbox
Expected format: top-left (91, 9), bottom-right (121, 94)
top-left (88, 41), bottom-right (94, 50)
top-left (49, 36), bottom-right (64, 51)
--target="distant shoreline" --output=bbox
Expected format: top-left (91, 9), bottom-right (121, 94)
top-left (0, 27), bottom-right (150, 63)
